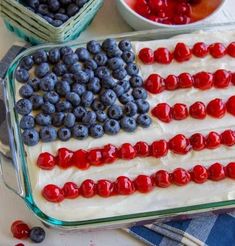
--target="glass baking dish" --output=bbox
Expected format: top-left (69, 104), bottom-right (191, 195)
top-left (1, 22), bottom-right (235, 230)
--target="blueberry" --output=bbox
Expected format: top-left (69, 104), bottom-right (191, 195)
top-left (137, 114), bottom-right (152, 128)
top-left (72, 124), bottom-right (88, 139)
top-left (30, 94), bottom-right (44, 109)
top-left (67, 3), bottom-right (79, 17)
top-left (118, 80), bottom-right (130, 92)
top-left (102, 38), bottom-right (117, 51)
top-left (130, 75), bottom-right (143, 87)
top-left (48, 0), bottom-right (60, 12)
top-left (54, 13), bottom-right (69, 22)
top-left (108, 57), bottom-right (125, 70)
top-left (60, 46), bottom-right (73, 57)
top-left (52, 112), bottom-right (65, 127)
top-left (87, 77), bottom-right (101, 94)
top-left (58, 127), bottom-right (71, 141)
top-left (89, 124), bottom-right (104, 138)
top-left (29, 227), bottom-right (45, 243)
top-left (19, 84), bottom-right (34, 98)
top-left (124, 101), bottom-right (138, 117)
top-left (22, 129), bottom-right (39, 146)
top-left (82, 111), bottom-right (96, 126)
top-left (41, 102), bottom-right (56, 114)
top-left (104, 119), bottom-right (120, 135)
top-left (119, 93), bottom-right (134, 104)
top-left (87, 40), bottom-right (101, 54)
top-left (75, 47), bottom-right (90, 61)
top-left (15, 99), bottom-right (32, 115)
top-left (136, 99), bottom-right (150, 114)
top-left (75, 0), bottom-right (89, 7)
top-left (73, 106), bottom-right (87, 120)
top-left (55, 80), bottom-right (71, 96)
top-left (35, 63), bottom-right (50, 78)
top-left (48, 48), bottom-right (61, 64)
top-left (28, 78), bottom-right (40, 91)
top-left (64, 113), bottom-right (76, 128)
top-left (84, 59), bottom-right (98, 70)
top-left (40, 126), bottom-right (57, 142)
top-left (106, 47), bottom-right (122, 58)
top-left (96, 110), bottom-right (107, 122)
top-left (126, 63), bottom-right (139, 76)
top-left (62, 73), bottom-right (74, 84)
top-left (33, 49), bottom-right (47, 64)
top-left (91, 99), bottom-right (105, 111)
top-left (68, 63), bottom-right (82, 74)
top-left (132, 87), bottom-right (147, 99)
top-left (35, 113), bottom-right (51, 126)
top-left (60, 0), bottom-right (72, 5)
top-left (119, 39), bottom-right (132, 51)
top-left (72, 83), bottom-right (86, 95)
top-left (20, 56), bottom-right (34, 70)
top-left (43, 91), bottom-right (60, 104)
top-left (15, 68), bottom-right (29, 83)
top-left (74, 70), bottom-right (89, 84)
top-left (51, 19), bottom-right (63, 27)
top-left (113, 85), bottom-right (124, 97)
top-left (112, 68), bottom-right (127, 80)
top-left (122, 51), bottom-right (135, 63)
top-left (38, 4), bottom-right (49, 15)
top-left (62, 53), bottom-right (78, 66)
top-left (56, 100), bottom-right (72, 112)
top-left (101, 76), bottom-right (116, 89)
top-left (53, 62), bottom-right (67, 76)
top-left (40, 75), bottom-right (56, 91)
top-left (95, 66), bottom-right (110, 79)
top-left (58, 7), bottom-right (66, 14)
top-left (84, 69), bottom-right (94, 80)
top-left (27, 0), bottom-right (39, 9)
top-left (66, 92), bottom-right (81, 106)
top-left (81, 91), bottom-right (94, 107)
top-left (108, 104), bottom-right (123, 120)
top-left (42, 16), bottom-right (54, 25)
top-left (100, 89), bottom-right (117, 106)
top-left (20, 115), bottom-right (35, 130)
top-left (94, 52), bottom-right (108, 66)
top-left (120, 116), bottom-right (137, 132)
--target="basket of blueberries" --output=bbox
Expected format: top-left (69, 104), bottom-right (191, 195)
top-left (0, 0), bottom-right (103, 44)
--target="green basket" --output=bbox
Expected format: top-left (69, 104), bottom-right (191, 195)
top-left (0, 0), bottom-right (103, 44)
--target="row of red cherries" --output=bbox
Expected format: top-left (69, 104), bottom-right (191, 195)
top-left (139, 42), bottom-right (235, 64)
top-left (151, 96), bottom-right (235, 123)
top-left (144, 69), bottom-right (235, 94)
top-left (42, 162), bottom-right (235, 202)
top-left (37, 129), bottom-right (235, 171)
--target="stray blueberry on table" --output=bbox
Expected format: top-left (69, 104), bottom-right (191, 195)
top-left (84, 59), bottom-right (98, 70)
top-left (132, 87), bottom-right (147, 100)
top-left (64, 113), bottom-right (76, 128)
top-left (58, 127), bottom-right (71, 141)
top-left (15, 99), bottom-right (32, 115)
top-left (72, 124), bottom-right (88, 139)
top-left (62, 73), bottom-right (74, 84)
top-left (96, 110), bottom-right (107, 122)
top-left (137, 114), bottom-right (152, 128)
top-left (74, 70), bottom-right (89, 84)
top-left (22, 129), bottom-right (39, 146)
top-left (118, 79), bottom-right (130, 92)
top-left (66, 3), bottom-right (79, 17)
top-left (41, 102), bottom-right (56, 114)
top-left (120, 116), bottom-right (137, 132)
top-left (15, 68), bottom-right (30, 83)
top-left (112, 68), bottom-right (127, 80)
top-left (66, 92), bottom-right (81, 106)
top-left (20, 115), bottom-right (35, 130)
top-left (43, 91), bottom-right (60, 104)
top-left (87, 78), bottom-right (101, 94)
top-left (62, 53), bottom-right (78, 66)
top-left (91, 99), bottom-right (105, 111)
top-left (35, 113), bottom-right (52, 126)
top-left (100, 89), bottom-right (117, 106)
top-left (82, 111), bottom-right (96, 126)
top-left (102, 38), bottom-right (117, 51)
top-left (122, 51), bottom-right (135, 63)
top-left (35, 63), bottom-right (50, 78)
top-left (28, 78), bottom-right (40, 91)
top-left (19, 84), bottom-right (34, 98)
top-left (108, 57), bottom-right (125, 70)
top-left (29, 227), bottom-right (46, 243)
top-left (81, 91), bottom-right (94, 107)
top-left (87, 40), bottom-right (101, 54)
top-left (136, 99), bottom-right (150, 114)
top-left (20, 56), bottom-right (34, 70)
top-left (75, 47), bottom-right (90, 61)
top-left (95, 66), bottom-right (110, 79)
top-left (126, 63), bottom-right (139, 76)
top-left (40, 126), bottom-right (57, 142)
top-left (48, 0), bottom-right (60, 12)
top-left (73, 106), bottom-right (87, 120)
top-left (101, 76), bottom-right (116, 89)
top-left (48, 48), bottom-right (61, 64)
top-left (89, 124), bottom-right (104, 138)
top-left (104, 119), bottom-right (120, 135)
top-left (52, 112), bottom-right (65, 127)
top-left (60, 46), bottom-right (73, 57)
top-left (94, 52), bottom-right (108, 66)
top-left (130, 75), bottom-right (143, 87)
top-left (72, 83), bottom-right (86, 96)
top-left (119, 93), bottom-right (134, 104)
top-left (124, 101), bottom-right (138, 117)
top-left (30, 94), bottom-right (44, 110)
top-left (53, 62), bottom-right (67, 76)
top-left (113, 85), bottom-right (124, 97)
top-left (33, 49), bottom-right (47, 65)
top-left (108, 104), bottom-right (123, 120)
top-left (118, 39), bottom-right (132, 51)
top-left (55, 80), bottom-right (71, 96)
top-left (56, 100), bottom-right (72, 112)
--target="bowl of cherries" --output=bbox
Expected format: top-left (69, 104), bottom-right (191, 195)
top-left (116, 0), bottom-right (226, 30)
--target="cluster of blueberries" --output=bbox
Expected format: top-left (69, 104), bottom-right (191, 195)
top-left (22, 0), bottom-right (90, 27)
top-left (15, 38), bottom-right (152, 146)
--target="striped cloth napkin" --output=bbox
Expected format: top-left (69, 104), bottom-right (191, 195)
top-left (124, 212), bottom-right (235, 246)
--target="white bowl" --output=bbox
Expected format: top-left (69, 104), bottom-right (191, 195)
top-left (116, 0), bottom-right (226, 30)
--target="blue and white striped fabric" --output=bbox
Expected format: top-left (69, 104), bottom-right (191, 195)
top-left (125, 212), bottom-right (235, 246)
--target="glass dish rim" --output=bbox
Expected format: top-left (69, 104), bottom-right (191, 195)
top-left (4, 21), bottom-right (235, 228)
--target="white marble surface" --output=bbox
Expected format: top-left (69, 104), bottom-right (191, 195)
top-left (0, 0), bottom-right (235, 245)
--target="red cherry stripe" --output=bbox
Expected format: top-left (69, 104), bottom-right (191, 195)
top-left (138, 42), bottom-right (235, 64)
top-left (144, 69), bottom-right (234, 94)
top-left (42, 162), bottom-right (235, 202)
top-left (152, 95), bottom-right (235, 122)
top-left (37, 129), bottom-right (235, 171)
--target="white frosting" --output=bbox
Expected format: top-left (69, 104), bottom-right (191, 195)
top-left (17, 30), bottom-right (235, 222)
